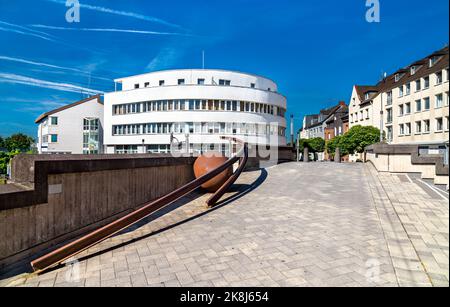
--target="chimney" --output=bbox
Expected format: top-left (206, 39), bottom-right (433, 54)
top-left (339, 101), bottom-right (346, 107)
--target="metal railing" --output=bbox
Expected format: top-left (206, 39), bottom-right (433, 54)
top-left (31, 138), bottom-right (248, 273)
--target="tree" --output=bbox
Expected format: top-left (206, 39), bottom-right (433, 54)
top-left (4, 133), bottom-right (34, 152)
top-left (0, 150), bottom-right (20, 175)
top-left (0, 136), bottom-right (4, 149)
top-left (339, 125), bottom-right (380, 154)
top-left (298, 138), bottom-right (325, 153)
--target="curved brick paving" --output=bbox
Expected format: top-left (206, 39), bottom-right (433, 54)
top-left (2, 162), bottom-right (448, 287)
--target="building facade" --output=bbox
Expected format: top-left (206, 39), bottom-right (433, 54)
top-left (349, 47), bottom-right (449, 147)
top-left (300, 101), bottom-right (348, 140)
top-left (35, 95), bottom-right (104, 154)
top-left (104, 69), bottom-right (287, 155)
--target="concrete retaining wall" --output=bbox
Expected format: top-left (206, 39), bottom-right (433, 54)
top-left (366, 144), bottom-right (449, 186)
top-left (0, 154), bottom-right (196, 272)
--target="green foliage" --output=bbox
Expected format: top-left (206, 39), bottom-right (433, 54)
top-left (0, 150), bottom-right (20, 175)
top-left (339, 125), bottom-right (381, 154)
top-left (326, 135), bottom-right (346, 157)
top-left (298, 138), bottom-right (326, 153)
top-left (0, 136), bottom-right (4, 149)
top-left (4, 133), bottom-right (34, 152)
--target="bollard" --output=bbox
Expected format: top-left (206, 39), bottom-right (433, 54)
top-left (334, 148), bottom-right (341, 163)
top-left (304, 147), bottom-right (309, 163)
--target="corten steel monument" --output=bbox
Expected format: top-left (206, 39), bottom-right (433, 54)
top-left (30, 138), bottom-right (248, 273)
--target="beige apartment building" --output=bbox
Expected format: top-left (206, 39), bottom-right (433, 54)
top-left (349, 46), bottom-right (449, 147)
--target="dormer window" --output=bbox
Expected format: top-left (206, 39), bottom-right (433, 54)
top-left (411, 66), bottom-right (417, 75)
top-left (159, 80), bottom-right (165, 86)
top-left (178, 79), bottom-right (185, 85)
top-left (365, 93), bottom-right (370, 100)
top-left (395, 74), bottom-right (402, 82)
top-left (134, 84), bottom-right (140, 89)
top-left (429, 56), bottom-right (440, 67)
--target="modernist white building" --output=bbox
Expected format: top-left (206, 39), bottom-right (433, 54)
top-left (35, 95), bottom-right (104, 154)
top-left (104, 69), bottom-right (287, 155)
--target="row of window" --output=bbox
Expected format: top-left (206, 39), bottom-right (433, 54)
top-left (133, 78), bottom-right (266, 90)
top-left (398, 117), bottom-right (449, 136)
top-left (42, 116), bottom-right (58, 127)
top-left (112, 99), bottom-right (286, 118)
top-left (112, 122), bottom-right (286, 137)
top-left (42, 134), bottom-right (58, 143)
top-left (115, 143), bottom-right (232, 155)
top-left (388, 68), bottom-right (449, 102)
top-left (351, 92), bottom-right (449, 123)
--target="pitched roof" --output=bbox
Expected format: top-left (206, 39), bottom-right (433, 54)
top-left (303, 102), bottom-right (348, 129)
top-left (355, 46), bottom-right (449, 104)
top-left (35, 95), bottom-right (103, 124)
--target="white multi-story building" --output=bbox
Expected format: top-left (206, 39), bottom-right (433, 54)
top-left (104, 69), bottom-right (287, 155)
top-left (35, 95), bottom-right (104, 154)
top-left (349, 47), bottom-right (449, 147)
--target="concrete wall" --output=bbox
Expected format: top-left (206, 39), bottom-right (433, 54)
top-left (0, 154), bottom-right (195, 271)
top-left (366, 143), bottom-right (449, 186)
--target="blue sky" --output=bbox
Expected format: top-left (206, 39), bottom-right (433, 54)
top-left (0, 0), bottom-right (448, 138)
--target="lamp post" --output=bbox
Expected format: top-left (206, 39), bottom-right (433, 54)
top-left (290, 115), bottom-right (294, 147)
top-left (380, 93), bottom-right (384, 143)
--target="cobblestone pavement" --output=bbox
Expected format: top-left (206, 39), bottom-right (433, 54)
top-left (2, 162), bottom-right (448, 287)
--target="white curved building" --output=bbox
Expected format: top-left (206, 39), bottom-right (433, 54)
top-left (104, 69), bottom-right (287, 155)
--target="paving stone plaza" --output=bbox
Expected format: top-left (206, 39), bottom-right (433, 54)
top-left (2, 163), bottom-right (448, 287)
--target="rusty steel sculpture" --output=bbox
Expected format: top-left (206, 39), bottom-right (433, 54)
top-left (31, 138), bottom-right (248, 273)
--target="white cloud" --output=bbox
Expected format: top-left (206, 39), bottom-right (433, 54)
top-left (0, 73), bottom-right (103, 95)
top-left (31, 25), bottom-right (194, 37)
top-left (0, 26), bottom-right (55, 42)
top-left (146, 47), bottom-right (180, 71)
top-left (0, 56), bottom-right (112, 82)
top-left (45, 0), bottom-right (184, 30)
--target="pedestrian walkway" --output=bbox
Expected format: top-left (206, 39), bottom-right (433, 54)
top-left (1, 162), bottom-right (448, 287)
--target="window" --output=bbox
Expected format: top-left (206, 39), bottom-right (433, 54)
top-left (251, 83), bottom-right (255, 88)
top-left (144, 82), bottom-right (150, 87)
top-left (424, 97), bottom-right (430, 110)
top-left (134, 84), bottom-right (140, 89)
top-left (446, 92), bottom-right (449, 106)
top-left (405, 102), bottom-right (411, 114)
top-left (387, 91), bottom-right (393, 105)
top-left (395, 74), bottom-right (401, 82)
top-left (159, 80), bottom-right (165, 86)
top-left (406, 83), bottom-right (411, 95)
top-left (197, 79), bottom-right (205, 85)
top-left (423, 120), bottom-right (430, 133)
top-left (387, 127), bottom-right (393, 142)
top-left (429, 56), bottom-right (439, 67)
top-left (399, 124), bottom-right (405, 136)
top-left (436, 94), bottom-right (443, 108)
top-left (405, 123), bottom-right (411, 135)
top-left (424, 76), bottom-right (430, 89)
top-left (178, 79), bottom-right (185, 85)
top-left (415, 99), bottom-right (422, 112)
top-left (398, 86), bottom-right (404, 97)
top-left (50, 117), bottom-right (58, 125)
top-left (387, 108), bottom-right (393, 124)
top-left (416, 80), bottom-right (421, 92)
top-left (399, 104), bottom-right (404, 116)
top-left (219, 79), bottom-right (231, 86)
top-left (436, 118), bottom-right (443, 132)
top-left (446, 116), bottom-right (450, 131)
top-left (411, 66), bottom-right (417, 75)
top-left (436, 71), bottom-right (443, 85)
top-left (51, 134), bottom-right (58, 143)
top-left (415, 121), bottom-right (422, 134)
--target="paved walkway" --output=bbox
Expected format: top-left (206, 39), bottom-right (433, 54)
top-left (2, 163), bottom-right (449, 287)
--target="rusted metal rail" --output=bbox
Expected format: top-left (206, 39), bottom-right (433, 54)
top-left (31, 141), bottom-right (248, 273)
